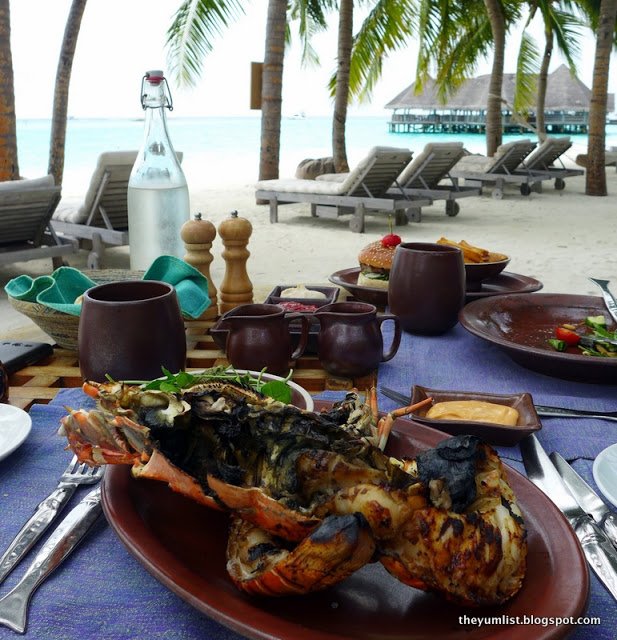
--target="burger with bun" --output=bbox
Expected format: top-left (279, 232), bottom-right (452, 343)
top-left (357, 233), bottom-right (402, 289)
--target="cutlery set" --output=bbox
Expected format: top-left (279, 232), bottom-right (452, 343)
top-left (0, 456), bottom-right (105, 633)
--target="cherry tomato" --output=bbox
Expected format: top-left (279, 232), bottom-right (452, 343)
top-left (555, 326), bottom-right (581, 346)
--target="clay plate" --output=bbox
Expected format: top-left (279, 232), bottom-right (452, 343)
top-left (459, 293), bottom-right (617, 383)
top-left (465, 272), bottom-right (543, 300)
top-left (101, 400), bottom-right (588, 640)
top-left (330, 268), bottom-right (542, 306)
top-left (409, 385), bottom-right (541, 446)
top-left (328, 267), bottom-right (388, 307)
top-left (464, 253), bottom-right (510, 283)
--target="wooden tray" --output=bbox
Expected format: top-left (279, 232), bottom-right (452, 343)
top-left (8, 318), bottom-right (377, 410)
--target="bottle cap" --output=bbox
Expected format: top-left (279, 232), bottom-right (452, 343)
top-left (145, 70), bottom-right (165, 85)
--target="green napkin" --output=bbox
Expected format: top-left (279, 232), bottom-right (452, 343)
top-left (144, 256), bottom-right (211, 319)
top-left (4, 256), bottom-right (211, 319)
top-left (5, 268), bottom-right (95, 316)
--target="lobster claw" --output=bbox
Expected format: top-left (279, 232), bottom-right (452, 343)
top-left (226, 513), bottom-right (376, 596)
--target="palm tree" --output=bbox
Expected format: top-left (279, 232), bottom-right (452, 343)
top-left (483, 0), bottom-right (509, 155)
top-left (0, 0), bottom-right (19, 181)
top-left (331, 0), bottom-right (353, 172)
top-left (585, 0), bottom-right (617, 195)
top-left (515, 2), bottom-right (583, 141)
top-left (48, 0), bottom-right (88, 186)
top-left (166, 0), bottom-right (289, 183)
top-left (258, 0), bottom-right (288, 181)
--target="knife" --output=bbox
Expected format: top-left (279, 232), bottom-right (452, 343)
top-left (589, 278), bottom-right (617, 325)
top-left (379, 386), bottom-right (617, 423)
top-left (520, 434), bottom-right (617, 601)
top-left (0, 485), bottom-right (104, 634)
top-left (549, 452), bottom-right (617, 550)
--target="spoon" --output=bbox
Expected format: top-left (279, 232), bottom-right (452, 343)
top-left (589, 278), bottom-right (617, 325)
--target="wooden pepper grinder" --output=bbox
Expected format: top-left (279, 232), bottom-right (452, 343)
top-left (218, 210), bottom-right (253, 313)
top-left (181, 213), bottom-right (218, 319)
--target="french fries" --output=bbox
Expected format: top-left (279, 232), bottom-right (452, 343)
top-left (436, 237), bottom-right (500, 263)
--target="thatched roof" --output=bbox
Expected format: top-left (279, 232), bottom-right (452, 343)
top-left (385, 64), bottom-right (615, 113)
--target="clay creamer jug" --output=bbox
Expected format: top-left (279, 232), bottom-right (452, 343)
top-left (315, 302), bottom-right (401, 377)
top-left (222, 303), bottom-right (309, 375)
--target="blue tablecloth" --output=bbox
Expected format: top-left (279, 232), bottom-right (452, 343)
top-left (0, 321), bottom-right (616, 638)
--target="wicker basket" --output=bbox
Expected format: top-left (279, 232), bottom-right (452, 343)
top-left (8, 269), bottom-right (143, 350)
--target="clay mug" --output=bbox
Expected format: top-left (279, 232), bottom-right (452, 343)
top-left (78, 280), bottom-right (186, 382)
top-left (222, 303), bottom-right (310, 375)
top-left (315, 301), bottom-right (401, 377)
top-left (388, 242), bottom-right (465, 335)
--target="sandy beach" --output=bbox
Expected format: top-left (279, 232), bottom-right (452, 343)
top-left (2, 157), bottom-right (616, 341)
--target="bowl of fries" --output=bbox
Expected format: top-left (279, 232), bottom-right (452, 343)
top-left (436, 238), bottom-right (510, 283)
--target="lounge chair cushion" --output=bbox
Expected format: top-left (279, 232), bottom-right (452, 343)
top-left (453, 139), bottom-right (533, 174)
top-left (256, 146), bottom-right (412, 196)
top-left (0, 175), bottom-right (55, 191)
top-left (53, 151), bottom-right (138, 224)
top-left (397, 142), bottom-right (464, 188)
top-left (520, 136), bottom-right (571, 170)
top-left (254, 176), bottom-right (350, 195)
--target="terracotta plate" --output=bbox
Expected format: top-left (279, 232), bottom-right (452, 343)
top-left (464, 272), bottom-right (543, 299)
top-left (328, 267), bottom-right (388, 307)
top-left (459, 293), bottom-right (617, 383)
top-left (408, 385), bottom-right (542, 446)
top-left (330, 268), bottom-right (542, 306)
top-left (464, 255), bottom-right (510, 283)
top-left (102, 400), bottom-right (588, 640)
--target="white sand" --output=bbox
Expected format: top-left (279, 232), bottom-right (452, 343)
top-left (2, 157), bottom-right (616, 341)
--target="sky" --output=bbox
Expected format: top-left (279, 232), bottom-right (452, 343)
top-left (9, 0), bottom-right (617, 120)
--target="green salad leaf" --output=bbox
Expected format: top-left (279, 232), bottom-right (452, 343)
top-left (133, 366), bottom-right (295, 403)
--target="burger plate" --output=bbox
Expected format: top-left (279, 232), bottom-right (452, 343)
top-left (329, 267), bottom-right (388, 308)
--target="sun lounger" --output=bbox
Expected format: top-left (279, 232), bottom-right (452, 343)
top-left (51, 151), bottom-right (137, 269)
top-left (0, 175), bottom-right (77, 269)
top-left (575, 151), bottom-right (617, 172)
top-left (254, 146), bottom-right (431, 233)
top-left (51, 151), bottom-right (184, 268)
top-left (514, 136), bottom-right (583, 190)
top-left (387, 142), bottom-right (480, 219)
top-left (450, 139), bottom-right (541, 199)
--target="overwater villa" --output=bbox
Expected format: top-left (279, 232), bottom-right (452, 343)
top-left (386, 64), bottom-right (615, 135)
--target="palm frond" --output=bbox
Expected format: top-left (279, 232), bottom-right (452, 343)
top-left (548, 6), bottom-right (585, 70)
top-left (166, 0), bottom-right (246, 87)
top-left (513, 31), bottom-right (539, 113)
top-left (340, 0), bottom-right (417, 102)
top-left (289, 0), bottom-right (329, 67)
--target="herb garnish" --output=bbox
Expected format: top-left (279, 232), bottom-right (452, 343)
top-left (128, 366), bottom-right (294, 404)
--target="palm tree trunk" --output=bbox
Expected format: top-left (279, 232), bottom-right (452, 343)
top-left (332, 0), bottom-right (353, 173)
top-left (483, 0), bottom-right (506, 156)
top-left (0, 0), bottom-right (19, 181)
top-left (48, 0), bottom-right (88, 186)
top-left (258, 0), bottom-right (287, 184)
top-left (585, 0), bottom-right (617, 196)
top-left (536, 27), bottom-right (553, 142)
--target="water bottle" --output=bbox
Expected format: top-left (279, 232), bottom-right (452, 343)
top-left (128, 70), bottom-right (190, 270)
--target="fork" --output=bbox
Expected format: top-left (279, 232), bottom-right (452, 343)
top-left (0, 455), bottom-right (104, 585)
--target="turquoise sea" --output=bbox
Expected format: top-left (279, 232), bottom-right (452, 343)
top-left (16, 116), bottom-right (617, 191)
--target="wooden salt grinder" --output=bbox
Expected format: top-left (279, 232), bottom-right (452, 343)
top-left (181, 213), bottom-right (218, 319)
top-left (218, 210), bottom-right (253, 313)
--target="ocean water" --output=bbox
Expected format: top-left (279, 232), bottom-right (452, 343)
top-left (16, 116), bottom-right (617, 192)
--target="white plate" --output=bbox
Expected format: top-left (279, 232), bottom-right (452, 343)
top-left (0, 404), bottom-right (32, 461)
top-left (593, 443), bottom-right (617, 509)
top-left (141, 369), bottom-right (315, 413)
top-left (218, 369), bottom-right (314, 412)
